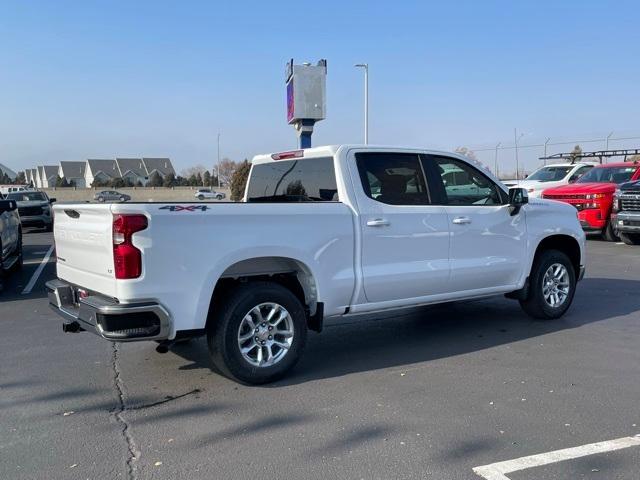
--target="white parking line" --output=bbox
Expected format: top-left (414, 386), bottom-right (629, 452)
top-left (473, 435), bottom-right (640, 479)
top-left (21, 245), bottom-right (54, 295)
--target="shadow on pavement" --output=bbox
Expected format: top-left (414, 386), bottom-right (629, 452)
top-left (170, 277), bottom-right (640, 386)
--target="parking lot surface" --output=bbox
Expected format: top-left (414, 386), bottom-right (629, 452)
top-left (1, 232), bottom-right (639, 479)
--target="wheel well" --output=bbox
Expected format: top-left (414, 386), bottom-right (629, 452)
top-left (534, 235), bottom-right (581, 274)
top-left (206, 257), bottom-right (320, 331)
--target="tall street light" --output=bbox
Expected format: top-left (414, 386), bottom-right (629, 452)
top-left (494, 142), bottom-right (501, 177)
top-left (354, 63), bottom-right (369, 144)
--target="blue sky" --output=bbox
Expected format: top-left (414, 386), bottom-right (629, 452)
top-left (1, 0), bottom-right (639, 174)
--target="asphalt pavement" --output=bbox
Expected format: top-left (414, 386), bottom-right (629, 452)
top-left (1, 231), bottom-right (639, 479)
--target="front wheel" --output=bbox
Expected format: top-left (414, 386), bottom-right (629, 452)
top-left (197, 195), bottom-right (204, 200)
top-left (97, 196), bottom-right (104, 203)
top-left (602, 221), bottom-right (618, 242)
top-left (519, 249), bottom-right (576, 320)
top-left (619, 232), bottom-right (640, 245)
top-left (207, 281), bottom-right (307, 384)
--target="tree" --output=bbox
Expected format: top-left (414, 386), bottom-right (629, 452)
top-left (15, 171), bottom-right (26, 185)
top-left (569, 144), bottom-right (583, 163)
top-left (187, 174), bottom-right (198, 186)
top-left (148, 171), bottom-right (163, 187)
top-left (0, 172), bottom-right (12, 185)
top-left (203, 170), bottom-right (212, 187)
top-left (180, 165), bottom-right (208, 179)
top-left (110, 177), bottom-right (127, 188)
top-left (454, 146), bottom-right (478, 161)
top-left (230, 160), bottom-right (251, 201)
top-left (163, 172), bottom-right (177, 187)
top-left (218, 158), bottom-right (238, 186)
top-left (55, 176), bottom-right (70, 187)
top-left (196, 172), bottom-right (203, 186)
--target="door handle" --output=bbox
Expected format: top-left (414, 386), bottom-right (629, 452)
top-left (366, 218), bottom-right (390, 227)
top-left (452, 216), bottom-right (471, 225)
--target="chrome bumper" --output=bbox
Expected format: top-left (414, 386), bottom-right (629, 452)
top-left (612, 212), bottom-right (640, 233)
top-left (46, 279), bottom-right (172, 342)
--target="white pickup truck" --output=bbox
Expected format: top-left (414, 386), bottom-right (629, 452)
top-left (47, 145), bottom-right (586, 384)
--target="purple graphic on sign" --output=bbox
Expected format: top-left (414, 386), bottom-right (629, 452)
top-left (287, 79), bottom-right (294, 123)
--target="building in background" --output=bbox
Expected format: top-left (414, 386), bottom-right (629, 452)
top-left (142, 158), bottom-right (176, 180)
top-left (0, 163), bottom-right (17, 182)
top-left (85, 159), bottom-right (119, 187)
top-left (38, 165), bottom-right (59, 188)
top-left (59, 161), bottom-right (86, 188)
top-left (116, 158), bottom-right (148, 186)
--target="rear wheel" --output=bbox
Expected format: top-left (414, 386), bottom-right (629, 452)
top-left (216, 194), bottom-right (223, 200)
top-left (602, 221), bottom-right (618, 242)
top-left (519, 249), bottom-right (576, 320)
top-left (207, 281), bottom-right (307, 384)
top-left (97, 196), bottom-right (104, 203)
top-left (619, 232), bottom-right (640, 245)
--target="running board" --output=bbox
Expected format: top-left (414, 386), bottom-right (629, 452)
top-left (2, 254), bottom-right (19, 271)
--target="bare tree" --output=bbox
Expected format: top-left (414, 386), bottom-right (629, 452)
top-left (218, 158), bottom-right (238, 186)
top-left (180, 165), bottom-right (208, 179)
top-left (454, 146), bottom-right (478, 161)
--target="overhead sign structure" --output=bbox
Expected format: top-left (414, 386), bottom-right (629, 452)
top-left (285, 59), bottom-right (327, 148)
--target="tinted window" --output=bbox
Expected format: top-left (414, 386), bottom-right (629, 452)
top-left (569, 165), bottom-right (593, 182)
top-left (246, 157), bottom-right (338, 202)
top-left (577, 166), bottom-right (638, 184)
top-left (356, 152), bottom-right (430, 205)
top-left (527, 166), bottom-right (573, 182)
top-left (428, 156), bottom-right (506, 205)
top-left (7, 192), bottom-right (47, 201)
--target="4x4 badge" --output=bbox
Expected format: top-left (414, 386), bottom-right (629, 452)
top-left (159, 205), bottom-right (209, 212)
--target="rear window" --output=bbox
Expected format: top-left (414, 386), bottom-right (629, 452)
top-left (246, 157), bottom-right (339, 202)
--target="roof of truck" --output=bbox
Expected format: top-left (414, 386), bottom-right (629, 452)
top-left (251, 145), bottom-right (460, 165)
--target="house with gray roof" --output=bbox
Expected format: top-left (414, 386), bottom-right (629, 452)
top-left (142, 158), bottom-right (175, 180)
top-left (0, 163), bottom-right (17, 182)
top-left (85, 159), bottom-right (119, 187)
top-left (116, 158), bottom-right (148, 186)
top-left (59, 161), bottom-right (87, 188)
top-left (38, 165), bottom-right (59, 188)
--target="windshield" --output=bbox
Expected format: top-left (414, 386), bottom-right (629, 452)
top-left (577, 166), bottom-right (638, 184)
top-left (527, 166), bottom-right (573, 182)
top-left (7, 192), bottom-right (47, 201)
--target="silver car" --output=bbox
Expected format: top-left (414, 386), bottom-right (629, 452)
top-left (94, 190), bottom-right (131, 202)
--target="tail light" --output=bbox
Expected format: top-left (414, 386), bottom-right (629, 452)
top-left (113, 214), bottom-right (148, 279)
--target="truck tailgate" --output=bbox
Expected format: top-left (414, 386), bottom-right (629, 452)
top-left (53, 204), bottom-right (117, 297)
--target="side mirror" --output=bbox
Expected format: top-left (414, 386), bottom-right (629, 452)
top-left (0, 200), bottom-right (17, 213)
top-left (508, 187), bottom-right (528, 216)
top-left (49, 198), bottom-right (57, 204)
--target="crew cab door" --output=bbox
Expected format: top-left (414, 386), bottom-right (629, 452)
top-left (348, 151), bottom-right (450, 303)
top-left (422, 155), bottom-right (526, 292)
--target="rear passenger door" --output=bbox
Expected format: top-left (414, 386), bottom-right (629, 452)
top-left (349, 151), bottom-right (451, 303)
top-left (423, 155), bottom-right (526, 293)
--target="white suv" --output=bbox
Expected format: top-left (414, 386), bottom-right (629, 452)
top-left (195, 188), bottom-right (225, 200)
top-left (504, 163), bottom-right (595, 198)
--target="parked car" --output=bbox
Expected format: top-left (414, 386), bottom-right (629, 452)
top-left (542, 161), bottom-right (640, 240)
top-left (0, 185), bottom-right (31, 195)
top-left (611, 179), bottom-right (640, 245)
top-left (6, 190), bottom-right (55, 231)
top-left (503, 162), bottom-right (596, 198)
top-left (95, 190), bottom-right (131, 203)
top-left (47, 145), bottom-right (585, 384)
top-left (195, 188), bottom-right (225, 200)
top-left (0, 195), bottom-right (23, 291)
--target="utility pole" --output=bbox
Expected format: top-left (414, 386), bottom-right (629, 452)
top-left (514, 128), bottom-right (524, 181)
top-left (216, 132), bottom-right (221, 187)
top-left (543, 137), bottom-right (551, 166)
top-left (606, 131), bottom-right (614, 150)
top-left (494, 142), bottom-right (501, 177)
top-left (355, 63), bottom-right (369, 144)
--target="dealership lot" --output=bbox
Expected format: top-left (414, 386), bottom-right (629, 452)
top-left (1, 232), bottom-right (639, 480)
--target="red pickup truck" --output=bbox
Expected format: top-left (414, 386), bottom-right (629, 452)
top-left (542, 162), bottom-right (640, 240)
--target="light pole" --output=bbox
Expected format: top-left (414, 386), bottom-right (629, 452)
top-left (606, 131), bottom-right (613, 150)
top-left (514, 128), bottom-right (525, 181)
top-left (543, 137), bottom-right (551, 166)
top-left (216, 132), bottom-right (221, 187)
top-left (354, 63), bottom-right (369, 144)
top-left (494, 142), bottom-right (501, 177)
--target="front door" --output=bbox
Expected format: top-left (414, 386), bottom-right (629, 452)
top-left (423, 155), bottom-right (526, 293)
top-left (349, 151), bottom-right (451, 303)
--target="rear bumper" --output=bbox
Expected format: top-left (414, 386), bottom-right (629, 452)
top-left (21, 214), bottom-right (53, 227)
top-left (46, 279), bottom-right (172, 342)
top-left (612, 212), bottom-right (640, 233)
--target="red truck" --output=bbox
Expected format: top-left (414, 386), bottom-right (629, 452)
top-left (542, 161), bottom-right (640, 241)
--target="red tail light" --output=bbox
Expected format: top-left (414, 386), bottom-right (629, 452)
top-left (113, 214), bottom-right (148, 279)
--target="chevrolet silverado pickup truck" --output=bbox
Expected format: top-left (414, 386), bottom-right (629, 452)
top-left (612, 179), bottom-right (640, 245)
top-left (542, 161), bottom-right (640, 241)
top-left (47, 145), bottom-right (586, 384)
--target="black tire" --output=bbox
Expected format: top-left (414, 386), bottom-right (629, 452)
top-left (619, 232), bottom-right (640, 245)
top-left (602, 221), bottom-right (618, 242)
top-left (207, 281), bottom-right (307, 384)
top-left (13, 232), bottom-right (23, 271)
top-left (97, 196), bottom-right (104, 203)
top-left (119, 196), bottom-right (126, 202)
top-left (197, 195), bottom-right (205, 200)
top-left (216, 195), bottom-right (223, 200)
top-left (519, 249), bottom-right (576, 320)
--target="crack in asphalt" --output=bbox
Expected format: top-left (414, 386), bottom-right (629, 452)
top-left (111, 343), bottom-right (140, 480)
top-left (110, 344), bottom-right (202, 479)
